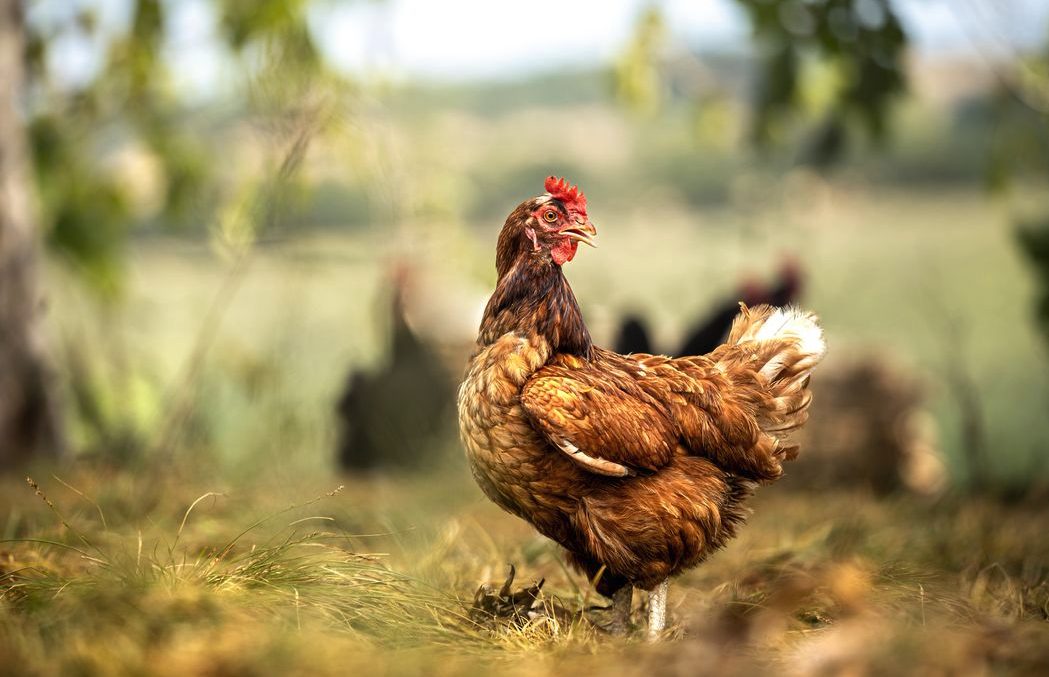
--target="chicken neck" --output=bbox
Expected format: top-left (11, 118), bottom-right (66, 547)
top-left (477, 252), bottom-right (592, 360)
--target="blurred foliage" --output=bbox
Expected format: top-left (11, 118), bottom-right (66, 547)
top-left (614, 1), bottom-right (1049, 369)
top-left (614, 6), bottom-right (669, 116)
top-left (29, 114), bottom-right (131, 296)
top-left (21, 0), bottom-right (351, 463)
top-left (738, 0), bottom-right (906, 165)
top-left (995, 49), bottom-right (1049, 353)
top-left (23, 0), bottom-right (348, 300)
top-left (616, 0), bottom-right (907, 167)
top-left (1017, 214), bottom-right (1049, 350)
top-left (986, 87), bottom-right (1049, 195)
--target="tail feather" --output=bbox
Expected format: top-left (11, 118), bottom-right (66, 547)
top-left (728, 304), bottom-right (826, 381)
top-left (723, 303), bottom-right (826, 465)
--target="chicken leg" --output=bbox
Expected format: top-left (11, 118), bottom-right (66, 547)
top-left (647, 579), bottom-right (668, 641)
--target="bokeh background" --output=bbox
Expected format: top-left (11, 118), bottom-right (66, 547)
top-left (3, 1), bottom-right (1049, 675)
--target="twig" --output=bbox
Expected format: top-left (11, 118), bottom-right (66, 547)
top-left (917, 287), bottom-right (989, 492)
top-left (150, 101), bottom-right (329, 460)
top-left (172, 492), bottom-right (226, 553)
top-left (50, 474), bottom-right (107, 531)
top-left (24, 478), bottom-right (109, 564)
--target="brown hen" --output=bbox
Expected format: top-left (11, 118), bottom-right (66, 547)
top-left (458, 177), bottom-right (826, 639)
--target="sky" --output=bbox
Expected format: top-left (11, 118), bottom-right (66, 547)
top-left (306, 0), bottom-right (1049, 81)
top-left (307, 0), bottom-right (749, 79)
top-left (32, 0), bottom-right (1049, 95)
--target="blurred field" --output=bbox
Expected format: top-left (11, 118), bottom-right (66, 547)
top-left (3, 177), bottom-right (1048, 674)
top-left (46, 178), bottom-right (1049, 481)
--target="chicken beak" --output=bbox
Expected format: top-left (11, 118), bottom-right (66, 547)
top-left (562, 219), bottom-right (598, 248)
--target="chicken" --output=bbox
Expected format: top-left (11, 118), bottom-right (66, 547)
top-left (678, 257), bottom-right (804, 357)
top-left (336, 265), bottom-right (458, 472)
top-left (612, 314), bottom-right (654, 356)
top-left (615, 256), bottom-right (804, 357)
top-left (458, 177), bottom-right (826, 639)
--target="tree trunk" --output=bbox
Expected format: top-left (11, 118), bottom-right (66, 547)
top-left (0, 0), bottom-right (65, 466)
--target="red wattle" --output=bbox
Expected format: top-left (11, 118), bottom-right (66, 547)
top-left (551, 239), bottom-right (579, 265)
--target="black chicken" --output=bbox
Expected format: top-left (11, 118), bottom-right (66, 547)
top-left (615, 257), bottom-right (804, 357)
top-left (335, 268), bottom-right (458, 472)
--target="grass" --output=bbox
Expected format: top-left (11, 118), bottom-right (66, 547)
top-left (3, 464), bottom-right (1049, 676)
top-left (1, 471), bottom-right (484, 676)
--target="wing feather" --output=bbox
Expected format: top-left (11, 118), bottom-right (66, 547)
top-left (520, 345), bottom-right (800, 484)
top-left (520, 361), bottom-right (678, 477)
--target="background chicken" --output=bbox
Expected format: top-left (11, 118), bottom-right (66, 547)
top-left (458, 177), bottom-right (826, 639)
top-left (614, 256), bottom-right (805, 357)
top-left (336, 265), bottom-right (459, 472)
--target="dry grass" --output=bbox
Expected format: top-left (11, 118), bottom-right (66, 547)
top-left (3, 462), bottom-right (1049, 677)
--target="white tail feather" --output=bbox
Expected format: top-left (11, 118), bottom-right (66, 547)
top-left (721, 303), bottom-right (827, 459)
top-left (734, 305), bottom-right (827, 382)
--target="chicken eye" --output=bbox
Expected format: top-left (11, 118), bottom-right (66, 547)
top-left (543, 210), bottom-right (558, 223)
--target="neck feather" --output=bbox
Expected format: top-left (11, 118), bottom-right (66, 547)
top-left (478, 252), bottom-right (592, 359)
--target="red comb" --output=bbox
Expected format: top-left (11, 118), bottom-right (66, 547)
top-left (544, 176), bottom-right (587, 214)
